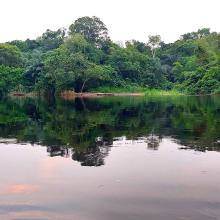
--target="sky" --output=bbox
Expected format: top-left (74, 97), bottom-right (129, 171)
top-left (0, 0), bottom-right (219, 43)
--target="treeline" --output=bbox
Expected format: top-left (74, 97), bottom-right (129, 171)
top-left (0, 16), bottom-right (219, 96)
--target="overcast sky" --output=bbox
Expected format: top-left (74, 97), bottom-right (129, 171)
top-left (0, 0), bottom-right (219, 43)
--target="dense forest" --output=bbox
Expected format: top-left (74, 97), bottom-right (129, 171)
top-left (0, 16), bottom-right (219, 96)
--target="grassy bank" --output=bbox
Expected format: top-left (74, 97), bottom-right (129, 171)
top-left (93, 86), bottom-right (146, 93)
top-left (144, 89), bottom-right (183, 96)
top-left (93, 86), bottom-right (183, 96)
top-left (8, 87), bottom-right (184, 99)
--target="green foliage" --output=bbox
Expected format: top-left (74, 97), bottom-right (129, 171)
top-left (37, 28), bottom-right (66, 52)
top-left (1, 17), bottom-right (219, 96)
top-left (0, 43), bottom-right (23, 67)
top-left (0, 65), bottom-right (24, 96)
top-left (106, 44), bottom-right (166, 88)
top-left (41, 35), bottom-right (116, 93)
top-left (69, 16), bottom-right (109, 47)
top-left (158, 30), bottom-right (220, 94)
top-left (94, 85), bottom-right (146, 93)
top-left (181, 28), bottom-right (211, 40)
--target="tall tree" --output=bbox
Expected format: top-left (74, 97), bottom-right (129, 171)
top-left (147, 35), bottom-right (162, 58)
top-left (37, 28), bottom-right (66, 51)
top-left (69, 16), bottom-right (109, 47)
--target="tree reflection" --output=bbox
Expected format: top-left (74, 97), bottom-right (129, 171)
top-left (0, 95), bottom-right (220, 166)
top-left (146, 135), bottom-right (162, 150)
top-left (72, 145), bottom-right (110, 166)
top-left (47, 146), bottom-right (70, 158)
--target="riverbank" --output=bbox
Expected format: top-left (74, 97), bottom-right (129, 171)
top-left (94, 86), bottom-right (183, 96)
top-left (61, 89), bottom-right (183, 99)
top-left (8, 89), bottom-right (183, 99)
top-left (7, 90), bottom-right (219, 100)
top-left (61, 91), bottom-right (145, 99)
top-left (9, 92), bottom-right (36, 97)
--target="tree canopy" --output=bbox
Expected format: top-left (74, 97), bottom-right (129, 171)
top-left (0, 43), bottom-right (23, 67)
top-left (69, 16), bottom-right (109, 47)
top-left (0, 16), bottom-right (219, 96)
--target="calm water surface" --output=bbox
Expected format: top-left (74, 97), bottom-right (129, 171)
top-left (0, 96), bottom-right (220, 220)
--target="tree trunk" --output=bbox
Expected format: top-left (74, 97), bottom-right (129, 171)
top-left (152, 49), bottom-right (156, 59)
top-left (80, 79), bottom-right (88, 94)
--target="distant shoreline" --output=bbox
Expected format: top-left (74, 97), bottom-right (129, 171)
top-left (9, 90), bottom-right (218, 99)
top-left (61, 91), bottom-right (145, 99)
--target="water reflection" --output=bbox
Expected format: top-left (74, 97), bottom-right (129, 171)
top-left (0, 135), bottom-right (161, 166)
top-left (5, 184), bottom-right (39, 194)
top-left (1, 96), bottom-right (220, 220)
top-left (0, 95), bottom-right (220, 166)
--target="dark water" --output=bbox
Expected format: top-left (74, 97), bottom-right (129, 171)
top-left (0, 95), bottom-right (220, 220)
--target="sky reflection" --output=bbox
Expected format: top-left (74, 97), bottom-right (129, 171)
top-left (0, 138), bottom-right (220, 219)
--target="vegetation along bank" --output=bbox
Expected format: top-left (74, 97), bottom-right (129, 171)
top-left (0, 16), bottom-right (219, 97)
